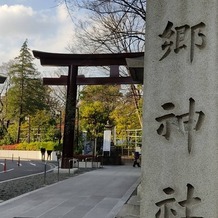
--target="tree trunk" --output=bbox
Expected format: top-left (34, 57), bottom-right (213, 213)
top-left (16, 117), bottom-right (22, 143)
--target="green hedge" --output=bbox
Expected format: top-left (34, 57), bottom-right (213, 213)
top-left (0, 141), bottom-right (59, 151)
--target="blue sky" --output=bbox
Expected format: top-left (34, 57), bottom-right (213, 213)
top-left (0, 0), bottom-right (76, 75)
top-left (0, 0), bottom-right (58, 10)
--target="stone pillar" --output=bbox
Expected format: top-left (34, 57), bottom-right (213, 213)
top-left (141, 1), bottom-right (218, 217)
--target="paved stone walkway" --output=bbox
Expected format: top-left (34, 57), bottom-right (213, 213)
top-left (0, 165), bottom-right (140, 218)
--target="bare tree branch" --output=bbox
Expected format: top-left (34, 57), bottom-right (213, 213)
top-left (58, 0), bottom-right (145, 126)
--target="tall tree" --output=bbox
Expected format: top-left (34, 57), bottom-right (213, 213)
top-left (60, 0), bottom-right (144, 127)
top-left (6, 40), bottom-right (47, 143)
top-left (79, 84), bottom-right (142, 151)
top-left (110, 90), bottom-right (142, 140)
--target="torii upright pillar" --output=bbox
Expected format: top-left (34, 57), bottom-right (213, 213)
top-left (62, 65), bottom-right (78, 168)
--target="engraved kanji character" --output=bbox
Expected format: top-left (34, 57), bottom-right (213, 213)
top-left (155, 184), bottom-right (203, 218)
top-left (156, 98), bottom-right (205, 153)
top-left (159, 21), bottom-right (206, 62)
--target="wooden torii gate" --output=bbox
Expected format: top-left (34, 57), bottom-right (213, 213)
top-left (33, 50), bottom-right (144, 168)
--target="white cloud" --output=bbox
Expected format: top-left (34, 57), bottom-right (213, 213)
top-left (31, 4), bottom-right (75, 52)
top-left (0, 3), bottom-right (75, 75)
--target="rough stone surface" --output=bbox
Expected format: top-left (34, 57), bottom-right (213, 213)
top-left (115, 193), bottom-right (140, 218)
top-left (141, 1), bottom-right (218, 217)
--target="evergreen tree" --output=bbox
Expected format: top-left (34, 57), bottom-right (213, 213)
top-left (6, 40), bottom-right (47, 143)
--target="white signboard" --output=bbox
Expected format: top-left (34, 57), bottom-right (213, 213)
top-left (103, 130), bottom-right (111, 152)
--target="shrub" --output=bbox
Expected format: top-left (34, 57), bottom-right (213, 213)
top-left (0, 144), bottom-right (18, 150)
top-left (0, 141), bottom-right (57, 151)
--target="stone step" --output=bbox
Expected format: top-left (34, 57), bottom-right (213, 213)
top-left (115, 195), bottom-right (140, 218)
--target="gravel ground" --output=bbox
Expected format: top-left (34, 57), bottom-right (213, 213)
top-left (0, 168), bottom-right (93, 202)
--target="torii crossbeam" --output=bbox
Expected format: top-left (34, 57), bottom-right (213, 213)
top-left (33, 50), bottom-right (144, 168)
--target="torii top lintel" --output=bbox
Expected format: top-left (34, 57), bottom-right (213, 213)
top-left (32, 50), bottom-right (144, 67)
